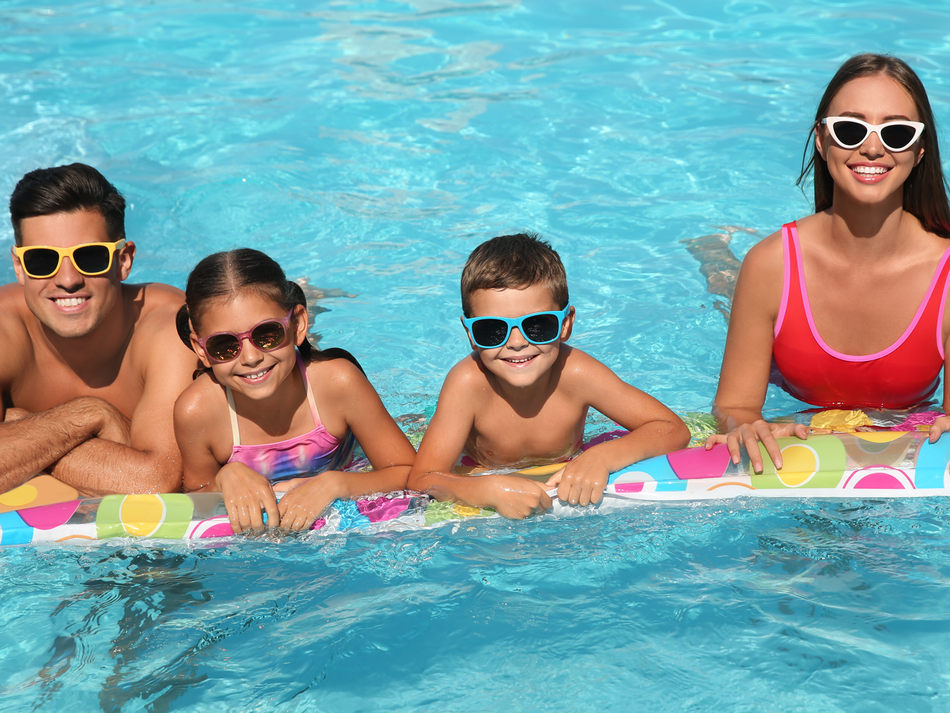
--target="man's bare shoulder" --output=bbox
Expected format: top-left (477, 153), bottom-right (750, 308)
top-left (0, 283), bottom-right (35, 373)
top-left (125, 282), bottom-right (185, 342)
top-left (123, 282), bottom-right (196, 375)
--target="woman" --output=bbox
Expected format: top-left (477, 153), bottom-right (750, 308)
top-left (709, 53), bottom-right (950, 472)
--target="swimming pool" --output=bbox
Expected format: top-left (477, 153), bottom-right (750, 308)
top-left (2, 0), bottom-right (950, 709)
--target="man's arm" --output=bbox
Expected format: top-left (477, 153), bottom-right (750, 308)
top-left (46, 311), bottom-right (198, 496)
top-left (0, 396), bottom-right (132, 493)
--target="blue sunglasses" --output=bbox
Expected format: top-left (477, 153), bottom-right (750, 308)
top-left (462, 304), bottom-right (571, 349)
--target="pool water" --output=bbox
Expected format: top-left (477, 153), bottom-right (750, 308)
top-left (2, 1), bottom-right (950, 710)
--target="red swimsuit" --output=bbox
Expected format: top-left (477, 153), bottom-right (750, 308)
top-left (771, 222), bottom-right (950, 409)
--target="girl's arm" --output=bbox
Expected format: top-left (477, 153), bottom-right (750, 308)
top-left (707, 232), bottom-right (807, 472)
top-left (276, 359), bottom-right (416, 530)
top-left (544, 350), bottom-right (690, 506)
top-left (174, 382), bottom-right (279, 533)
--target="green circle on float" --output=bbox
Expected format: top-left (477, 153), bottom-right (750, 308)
top-left (752, 434), bottom-right (847, 491)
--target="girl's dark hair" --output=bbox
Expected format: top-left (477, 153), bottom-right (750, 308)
top-left (796, 53), bottom-right (950, 239)
top-left (176, 248), bottom-right (363, 377)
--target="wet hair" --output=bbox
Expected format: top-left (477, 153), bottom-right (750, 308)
top-left (176, 248), bottom-right (362, 377)
top-left (9, 163), bottom-right (126, 245)
top-left (796, 53), bottom-right (950, 239)
top-left (460, 232), bottom-right (569, 317)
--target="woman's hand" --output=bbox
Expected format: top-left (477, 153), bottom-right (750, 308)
top-left (276, 471), bottom-right (346, 531)
top-left (705, 420), bottom-right (808, 474)
top-left (215, 462), bottom-right (279, 533)
top-left (929, 415), bottom-right (950, 443)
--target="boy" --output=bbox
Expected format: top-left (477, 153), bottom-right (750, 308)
top-left (408, 233), bottom-right (690, 519)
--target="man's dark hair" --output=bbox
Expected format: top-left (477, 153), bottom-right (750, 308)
top-left (9, 163), bottom-right (126, 245)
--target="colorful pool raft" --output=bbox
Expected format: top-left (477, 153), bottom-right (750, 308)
top-left (2, 429), bottom-right (950, 546)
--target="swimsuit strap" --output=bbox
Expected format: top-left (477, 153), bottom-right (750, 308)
top-left (297, 352), bottom-right (323, 428)
top-left (224, 351), bottom-right (322, 449)
top-left (225, 386), bottom-right (242, 447)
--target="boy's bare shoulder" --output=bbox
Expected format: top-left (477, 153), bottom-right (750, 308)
top-left (443, 352), bottom-right (492, 391)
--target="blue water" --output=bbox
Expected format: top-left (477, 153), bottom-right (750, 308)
top-left (2, 0), bottom-right (950, 709)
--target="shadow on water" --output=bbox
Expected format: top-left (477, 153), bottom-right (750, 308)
top-left (33, 550), bottom-right (211, 713)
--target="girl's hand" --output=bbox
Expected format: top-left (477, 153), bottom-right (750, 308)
top-left (545, 452), bottom-right (609, 506)
top-left (276, 471), bottom-right (346, 531)
top-left (215, 462), bottom-right (279, 533)
top-left (929, 415), bottom-right (950, 443)
top-left (705, 420), bottom-right (808, 474)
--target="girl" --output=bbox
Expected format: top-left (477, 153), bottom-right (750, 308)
top-left (174, 248), bottom-right (415, 533)
top-left (709, 54), bottom-right (950, 472)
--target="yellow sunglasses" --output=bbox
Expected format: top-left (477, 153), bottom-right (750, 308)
top-left (13, 239), bottom-right (127, 279)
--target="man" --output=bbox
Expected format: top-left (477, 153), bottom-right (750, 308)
top-left (0, 163), bottom-right (197, 496)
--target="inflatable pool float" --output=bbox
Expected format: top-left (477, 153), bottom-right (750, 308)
top-left (1, 428), bottom-right (949, 546)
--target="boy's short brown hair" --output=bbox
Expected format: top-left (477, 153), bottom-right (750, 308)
top-left (461, 232), bottom-right (569, 317)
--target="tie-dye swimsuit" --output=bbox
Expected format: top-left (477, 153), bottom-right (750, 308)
top-left (225, 353), bottom-right (354, 482)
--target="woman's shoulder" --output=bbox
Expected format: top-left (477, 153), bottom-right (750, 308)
top-left (738, 224), bottom-right (788, 281)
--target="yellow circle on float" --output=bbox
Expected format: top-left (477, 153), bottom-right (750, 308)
top-left (0, 483), bottom-right (38, 508)
top-left (452, 504), bottom-right (482, 518)
top-left (777, 444), bottom-right (819, 487)
top-left (119, 494), bottom-right (166, 537)
top-left (854, 432), bottom-right (906, 444)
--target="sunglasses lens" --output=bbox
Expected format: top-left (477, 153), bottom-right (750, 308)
top-left (72, 245), bottom-right (112, 275)
top-left (881, 123), bottom-right (917, 151)
top-left (831, 120), bottom-right (868, 147)
top-left (205, 334), bottom-right (242, 362)
top-left (22, 248), bottom-right (60, 278)
top-left (522, 314), bottom-right (561, 344)
top-left (251, 321), bottom-right (287, 351)
top-left (471, 318), bottom-right (509, 348)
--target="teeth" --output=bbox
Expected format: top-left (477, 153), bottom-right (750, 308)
top-left (54, 297), bottom-right (86, 307)
top-left (241, 369), bottom-right (268, 379)
top-left (853, 165), bottom-right (888, 175)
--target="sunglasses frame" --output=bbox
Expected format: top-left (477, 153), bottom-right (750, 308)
top-left (461, 303), bottom-right (572, 350)
top-left (13, 239), bottom-right (128, 279)
top-left (820, 116), bottom-right (925, 153)
top-left (195, 309), bottom-right (296, 364)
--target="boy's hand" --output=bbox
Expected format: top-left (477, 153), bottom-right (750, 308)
top-left (545, 452), bottom-right (608, 506)
top-left (215, 462), bottom-right (279, 534)
top-left (480, 474), bottom-right (553, 519)
top-left (276, 471), bottom-right (345, 531)
top-left (929, 416), bottom-right (950, 443)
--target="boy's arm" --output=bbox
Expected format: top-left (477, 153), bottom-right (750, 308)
top-left (547, 351), bottom-right (690, 506)
top-left (408, 363), bottom-right (552, 519)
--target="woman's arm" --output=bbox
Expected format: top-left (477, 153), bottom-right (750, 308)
top-left (707, 233), bottom-right (807, 471)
